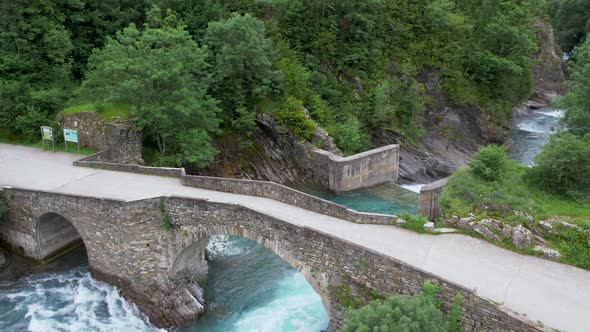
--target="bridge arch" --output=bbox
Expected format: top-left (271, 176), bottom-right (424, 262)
top-left (167, 224), bottom-right (331, 316)
top-left (35, 212), bottom-right (86, 262)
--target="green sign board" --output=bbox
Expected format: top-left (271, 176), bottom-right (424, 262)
top-left (63, 129), bottom-right (78, 143)
top-left (41, 126), bottom-right (53, 140)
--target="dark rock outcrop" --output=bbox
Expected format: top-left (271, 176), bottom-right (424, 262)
top-left (529, 19), bottom-right (567, 106)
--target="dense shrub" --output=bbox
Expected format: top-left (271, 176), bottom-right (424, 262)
top-left (527, 133), bottom-right (590, 199)
top-left (0, 196), bottom-right (7, 218)
top-left (399, 213), bottom-right (429, 233)
top-left (273, 96), bottom-right (316, 139)
top-left (559, 37), bottom-right (590, 137)
top-left (554, 224), bottom-right (590, 269)
top-left (467, 145), bottom-right (507, 181)
top-left (340, 293), bottom-right (446, 331)
top-left (340, 281), bottom-right (461, 332)
top-left (328, 116), bottom-right (370, 155)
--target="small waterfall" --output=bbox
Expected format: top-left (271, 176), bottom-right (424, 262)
top-left (508, 108), bottom-right (564, 166)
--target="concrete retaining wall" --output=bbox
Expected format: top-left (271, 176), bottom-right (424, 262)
top-left (0, 187), bottom-right (539, 331)
top-left (297, 144), bottom-right (399, 192)
top-left (419, 177), bottom-right (449, 221)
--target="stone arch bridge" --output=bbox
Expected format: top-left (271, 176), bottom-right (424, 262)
top-left (1, 187), bottom-right (538, 331)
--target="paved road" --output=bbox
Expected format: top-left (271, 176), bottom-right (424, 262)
top-left (1, 143), bottom-right (589, 332)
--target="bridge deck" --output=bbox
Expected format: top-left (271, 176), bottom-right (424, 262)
top-left (1, 143), bottom-right (588, 332)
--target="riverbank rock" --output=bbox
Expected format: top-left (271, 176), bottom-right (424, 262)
top-left (534, 245), bottom-right (561, 261)
top-left (514, 210), bottom-right (534, 223)
top-left (472, 223), bottom-right (499, 241)
top-left (510, 225), bottom-right (534, 249)
top-left (479, 218), bottom-right (503, 232)
top-left (538, 221), bottom-right (554, 233)
top-left (561, 221), bottom-right (579, 229)
top-left (0, 252), bottom-right (6, 269)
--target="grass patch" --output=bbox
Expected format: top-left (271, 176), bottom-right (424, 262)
top-left (546, 223), bottom-right (590, 270)
top-left (63, 103), bottom-right (131, 121)
top-left (399, 214), bottom-right (429, 233)
top-left (440, 160), bottom-right (590, 225)
top-left (440, 158), bottom-right (590, 269)
top-left (0, 127), bottom-right (96, 155)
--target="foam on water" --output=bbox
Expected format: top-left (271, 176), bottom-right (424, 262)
top-left (400, 184), bottom-right (424, 194)
top-left (0, 267), bottom-right (163, 332)
top-left (0, 237), bottom-right (328, 332)
top-left (515, 121), bottom-right (547, 134)
top-left (183, 235), bottom-right (329, 332)
top-left (538, 109), bottom-right (564, 118)
top-left (509, 108), bottom-right (562, 166)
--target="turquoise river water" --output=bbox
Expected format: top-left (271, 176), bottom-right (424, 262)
top-left (0, 108), bottom-right (561, 331)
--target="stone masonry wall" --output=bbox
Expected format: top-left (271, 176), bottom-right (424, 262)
top-left (57, 111), bottom-right (142, 163)
top-left (1, 187), bottom-right (538, 331)
top-left (71, 160), bottom-right (397, 225)
top-left (181, 174), bottom-right (395, 225)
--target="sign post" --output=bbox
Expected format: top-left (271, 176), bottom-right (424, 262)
top-left (63, 128), bottom-right (79, 152)
top-left (40, 126), bottom-right (54, 151)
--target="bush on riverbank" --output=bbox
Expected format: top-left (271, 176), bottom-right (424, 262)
top-left (526, 133), bottom-right (590, 200)
top-left (340, 281), bottom-right (462, 332)
top-left (468, 145), bottom-right (507, 181)
top-left (441, 145), bottom-right (590, 222)
top-left (440, 144), bottom-right (590, 269)
top-left (547, 223), bottom-right (590, 269)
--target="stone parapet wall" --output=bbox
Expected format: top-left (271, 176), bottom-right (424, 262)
top-left (72, 158), bottom-right (396, 225)
top-left (74, 155), bottom-right (184, 178)
top-left (0, 187), bottom-right (539, 331)
top-left (419, 177), bottom-right (449, 221)
top-left (181, 175), bottom-right (395, 225)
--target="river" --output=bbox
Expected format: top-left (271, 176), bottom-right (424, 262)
top-left (0, 236), bottom-right (329, 332)
top-left (0, 108), bottom-right (562, 332)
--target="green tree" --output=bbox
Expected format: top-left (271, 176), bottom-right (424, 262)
top-left (468, 145), bottom-right (507, 181)
top-left (329, 116), bottom-right (370, 155)
top-left (60, 0), bottom-right (145, 79)
top-left (204, 13), bottom-right (280, 136)
top-left (527, 133), bottom-right (590, 198)
top-left (560, 37), bottom-right (590, 137)
top-left (340, 282), bottom-right (450, 332)
top-left (548, 0), bottom-right (590, 52)
top-left (0, 0), bottom-right (74, 139)
top-left (80, 6), bottom-right (220, 167)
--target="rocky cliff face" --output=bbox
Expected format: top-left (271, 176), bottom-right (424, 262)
top-left (375, 71), bottom-right (491, 184)
top-left (188, 114), bottom-right (340, 186)
top-left (193, 21), bottom-right (565, 187)
top-left (529, 19), bottom-right (567, 107)
top-left (387, 19), bottom-right (566, 184)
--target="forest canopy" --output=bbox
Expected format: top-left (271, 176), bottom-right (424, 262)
top-left (0, 0), bottom-right (547, 165)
